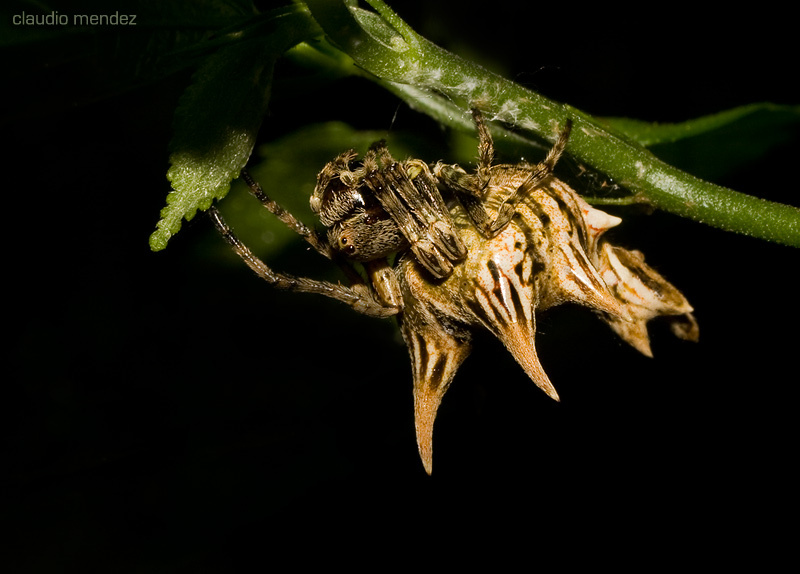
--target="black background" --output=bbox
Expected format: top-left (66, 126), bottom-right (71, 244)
top-left (4, 1), bottom-right (798, 569)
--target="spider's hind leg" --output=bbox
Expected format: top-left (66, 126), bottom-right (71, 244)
top-left (472, 107), bottom-right (495, 187)
top-left (446, 110), bottom-right (572, 238)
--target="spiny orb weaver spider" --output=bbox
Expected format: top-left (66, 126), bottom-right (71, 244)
top-left (209, 109), bottom-right (698, 474)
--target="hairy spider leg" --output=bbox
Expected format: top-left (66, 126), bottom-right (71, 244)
top-left (505, 119), bottom-right (573, 218)
top-left (372, 163), bottom-right (467, 279)
top-left (240, 170), bottom-right (333, 259)
top-left (441, 111), bottom-right (573, 239)
top-left (365, 142), bottom-right (467, 268)
top-left (209, 191), bottom-right (399, 319)
top-left (473, 107), bottom-right (495, 187)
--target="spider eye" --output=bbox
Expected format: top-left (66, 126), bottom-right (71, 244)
top-left (339, 236), bottom-right (357, 254)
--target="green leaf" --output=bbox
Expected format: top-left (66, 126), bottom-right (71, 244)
top-left (602, 103), bottom-right (800, 148)
top-left (608, 104), bottom-right (800, 182)
top-left (151, 44), bottom-right (273, 251)
top-left (149, 5), bottom-right (321, 251)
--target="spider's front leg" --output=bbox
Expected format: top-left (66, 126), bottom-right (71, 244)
top-left (363, 143), bottom-right (467, 280)
top-left (436, 109), bottom-right (572, 239)
top-left (209, 181), bottom-right (399, 319)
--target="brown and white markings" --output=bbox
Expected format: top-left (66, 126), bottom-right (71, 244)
top-left (210, 109), bottom-right (698, 474)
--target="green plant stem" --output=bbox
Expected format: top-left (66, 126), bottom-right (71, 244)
top-left (304, 0), bottom-right (800, 247)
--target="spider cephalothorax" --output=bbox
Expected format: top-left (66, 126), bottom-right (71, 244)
top-left (304, 139), bottom-right (471, 310)
top-left (209, 109), bottom-right (698, 474)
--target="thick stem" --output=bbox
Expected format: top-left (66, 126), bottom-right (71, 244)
top-left (304, 0), bottom-right (800, 247)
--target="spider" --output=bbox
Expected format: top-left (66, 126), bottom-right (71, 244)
top-left (210, 109), bottom-right (569, 315)
top-left (209, 109), bottom-right (698, 474)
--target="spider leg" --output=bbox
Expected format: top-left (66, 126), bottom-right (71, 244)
top-left (473, 107), bottom-right (495, 187)
top-left (364, 147), bottom-right (466, 280)
top-left (241, 170), bottom-right (334, 260)
top-left (447, 110), bottom-right (572, 239)
top-left (209, 206), bottom-right (399, 318)
top-left (240, 170), bottom-right (379, 293)
top-left (509, 119), bottom-right (572, 207)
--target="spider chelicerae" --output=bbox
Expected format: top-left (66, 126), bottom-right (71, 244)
top-left (209, 108), bottom-right (698, 474)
